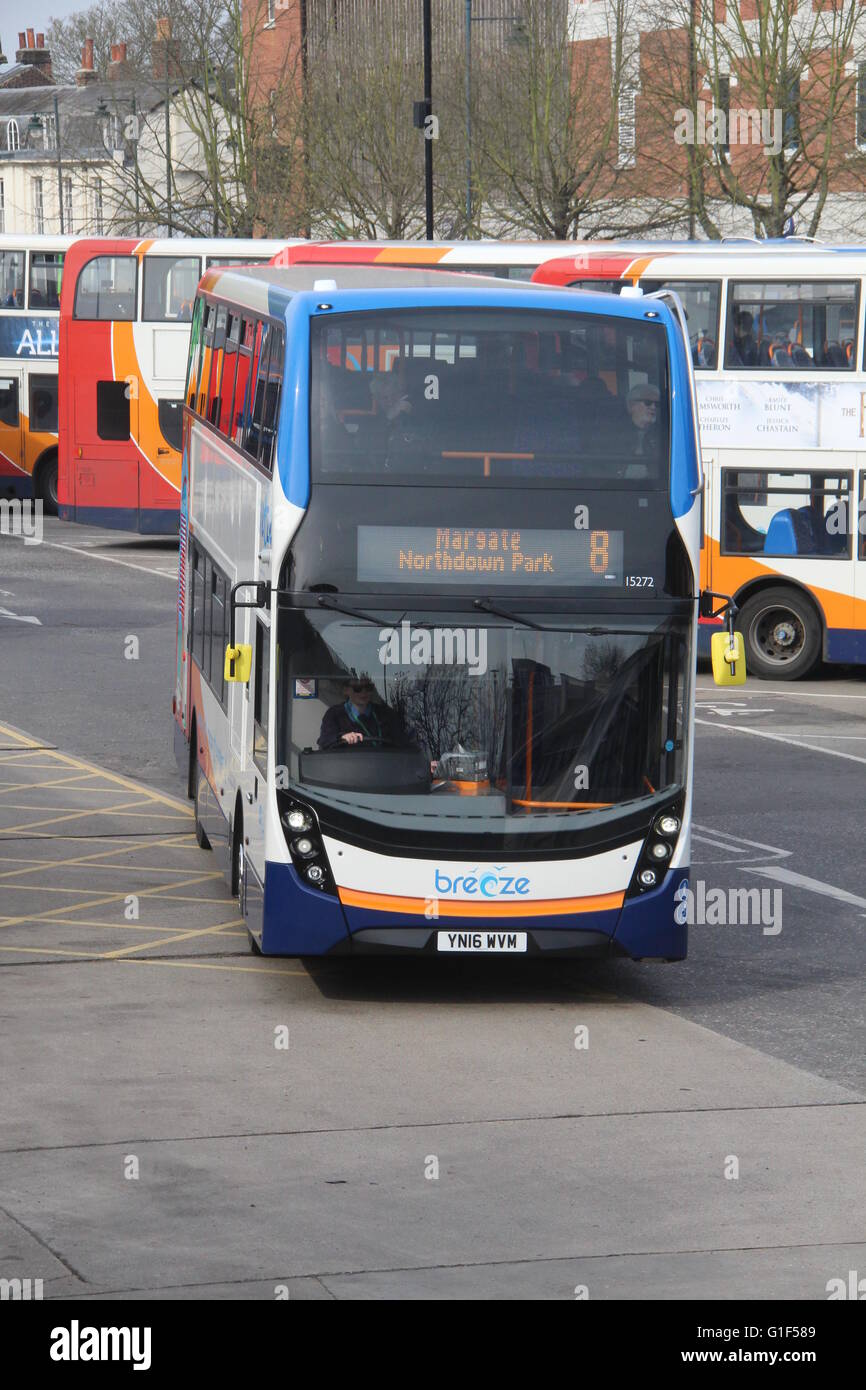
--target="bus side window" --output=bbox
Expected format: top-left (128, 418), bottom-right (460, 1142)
top-left (206, 305), bottom-right (228, 427)
top-left (723, 468), bottom-right (852, 557)
top-left (0, 376), bottom-right (19, 426)
top-left (660, 280), bottom-right (720, 369)
top-left (217, 315), bottom-right (240, 436)
top-left (29, 375), bottom-right (58, 434)
top-left (726, 280), bottom-right (858, 370)
top-left (253, 620), bottom-right (270, 773)
top-left (198, 303), bottom-right (215, 416)
top-left (860, 475), bottom-right (866, 562)
top-left (232, 320), bottom-right (254, 445)
top-left (73, 255), bottom-right (136, 320)
top-left (29, 252), bottom-right (64, 310)
top-left (191, 544), bottom-right (206, 671)
top-left (143, 256), bottom-right (200, 321)
top-left (244, 322), bottom-right (270, 459)
top-left (212, 569), bottom-right (227, 708)
top-left (260, 326), bottom-right (284, 472)
top-left (185, 298), bottom-right (205, 409)
top-left (0, 250), bottom-right (25, 307)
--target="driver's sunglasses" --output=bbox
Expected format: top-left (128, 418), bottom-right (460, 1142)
top-left (350, 683), bottom-right (374, 694)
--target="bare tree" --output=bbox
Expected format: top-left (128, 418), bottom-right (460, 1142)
top-left (638, 0), bottom-right (866, 239)
top-left (468, 0), bottom-right (636, 239)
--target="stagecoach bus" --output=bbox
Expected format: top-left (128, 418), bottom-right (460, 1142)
top-left (533, 245), bottom-right (866, 677)
top-left (57, 237), bottom-right (302, 533)
top-left (0, 234), bottom-right (73, 510)
top-left (174, 262), bottom-right (740, 959)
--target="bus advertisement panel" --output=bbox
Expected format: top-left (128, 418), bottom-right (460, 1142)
top-left (173, 263), bottom-right (736, 961)
top-left (0, 235), bottom-right (72, 509)
top-left (532, 245), bottom-right (866, 677)
top-left (57, 237), bottom-right (300, 533)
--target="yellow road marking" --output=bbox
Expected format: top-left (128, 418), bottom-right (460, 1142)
top-left (0, 944), bottom-right (310, 976)
top-left (0, 872), bottom-right (228, 928)
top-left (100, 919), bottom-right (244, 958)
top-left (0, 722), bottom-right (192, 815)
top-left (0, 797), bottom-right (189, 836)
top-left (0, 839), bottom-right (214, 882)
top-left (0, 914), bottom-right (245, 935)
top-left (0, 773), bottom-right (99, 794)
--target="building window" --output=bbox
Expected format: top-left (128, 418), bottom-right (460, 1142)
top-left (267, 0), bottom-right (275, 23)
top-left (717, 75), bottom-right (730, 154)
top-left (110, 114), bottom-right (123, 150)
top-left (857, 62), bottom-right (866, 149)
top-left (94, 178), bottom-right (104, 234)
top-left (63, 178), bottom-right (73, 232)
top-left (783, 73), bottom-right (800, 151)
top-left (617, 88), bottom-right (637, 169)
top-left (43, 114), bottom-right (57, 151)
top-left (6, 119), bottom-right (20, 152)
top-left (0, 180), bottom-right (4, 234)
top-left (32, 178), bottom-right (45, 234)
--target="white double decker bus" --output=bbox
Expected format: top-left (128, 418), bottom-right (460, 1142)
top-left (174, 260), bottom-right (736, 960)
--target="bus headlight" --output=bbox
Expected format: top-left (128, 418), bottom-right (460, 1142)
top-left (650, 841), bottom-right (671, 860)
top-left (639, 869), bottom-right (658, 888)
top-left (306, 864), bottom-right (325, 884)
top-left (284, 808), bottom-right (312, 832)
top-left (656, 814), bottom-right (680, 836)
top-left (292, 836), bottom-right (317, 858)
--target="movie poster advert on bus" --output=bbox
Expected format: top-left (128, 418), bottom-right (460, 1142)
top-left (0, 317), bottom-right (59, 360)
top-left (696, 379), bottom-right (866, 450)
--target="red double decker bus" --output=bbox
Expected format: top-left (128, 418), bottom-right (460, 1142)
top-left (58, 236), bottom-right (294, 532)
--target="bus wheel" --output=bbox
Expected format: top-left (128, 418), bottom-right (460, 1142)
top-left (231, 808), bottom-right (245, 908)
top-left (737, 587), bottom-right (821, 681)
top-left (37, 454), bottom-right (59, 516)
top-left (193, 760), bottom-right (211, 850)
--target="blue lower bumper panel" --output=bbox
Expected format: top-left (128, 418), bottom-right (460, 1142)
top-left (257, 861), bottom-right (688, 960)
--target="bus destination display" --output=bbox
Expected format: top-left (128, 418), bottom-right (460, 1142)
top-left (357, 526), bottom-right (624, 586)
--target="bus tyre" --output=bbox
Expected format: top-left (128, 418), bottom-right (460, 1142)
top-left (231, 809), bottom-right (245, 909)
top-left (193, 760), bottom-right (211, 850)
top-left (38, 455), bottom-right (59, 516)
top-left (736, 587), bottom-right (821, 681)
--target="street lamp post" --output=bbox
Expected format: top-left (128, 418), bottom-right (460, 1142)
top-left (423, 0), bottom-right (434, 239)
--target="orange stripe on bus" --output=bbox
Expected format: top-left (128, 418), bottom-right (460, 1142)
top-left (338, 887), bottom-right (625, 918)
top-left (377, 247), bottom-right (449, 263)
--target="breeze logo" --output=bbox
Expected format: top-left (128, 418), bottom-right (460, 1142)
top-left (674, 879), bottom-right (782, 936)
top-left (50, 1320), bottom-right (152, 1371)
top-left (434, 867), bottom-right (530, 898)
top-left (378, 620), bottom-right (487, 676)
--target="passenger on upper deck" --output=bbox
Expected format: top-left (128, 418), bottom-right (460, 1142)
top-left (625, 382), bottom-right (660, 457)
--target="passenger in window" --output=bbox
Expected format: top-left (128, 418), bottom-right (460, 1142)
top-left (625, 382), bottom-right (660, 456)
top-left (731, 309), bottom-right (758, 366)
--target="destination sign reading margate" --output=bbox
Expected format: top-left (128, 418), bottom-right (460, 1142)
top-left (357, 526), bottom-right (624, 586)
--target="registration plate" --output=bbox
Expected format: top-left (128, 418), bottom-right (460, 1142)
top-left (436, 930), bottom-right (527, 953)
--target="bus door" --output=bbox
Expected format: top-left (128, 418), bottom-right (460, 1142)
top-left (73, 365), bottom-right (140, 521)
top-left (0, 368), bottom-right (24, 484)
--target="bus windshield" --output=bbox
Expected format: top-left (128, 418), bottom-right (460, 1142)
top-left (277, 607), bottom-right (689, 836)
top-left (311, 309), bottom-right (670, 486)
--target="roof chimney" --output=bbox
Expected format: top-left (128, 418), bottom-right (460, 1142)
top-left (152, 17), bottom-right (180, 80)
top-left (108, 41), bottom-right (129, 80)
top-left (76, 37), bottom-right (98, 86)
top-left (14, 27), bottom-right (53, 82)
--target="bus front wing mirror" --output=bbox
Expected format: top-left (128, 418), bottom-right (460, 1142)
top-left (224, 579), bottom-right (269, 684)
top-left (700, 589), bottom-right (747, 687)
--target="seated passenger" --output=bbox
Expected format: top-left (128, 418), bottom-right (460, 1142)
top-left (624, 382), bottom-right (660, 457)
top-left (731, 310), bottom-right (758, 367)
top-left (318, 677), bottom-right (411, 750)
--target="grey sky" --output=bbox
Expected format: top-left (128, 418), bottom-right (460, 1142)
top-left (1, 2), bottom-right (85, 75)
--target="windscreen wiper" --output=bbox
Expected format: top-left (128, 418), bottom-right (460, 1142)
top-left (313, 594), bottom-right (382, 624)
top-left (472, 598), bottom-right (547, 630)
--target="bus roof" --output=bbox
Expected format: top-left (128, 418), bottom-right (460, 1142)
top-left (199, 261), bottom-right (674, 323)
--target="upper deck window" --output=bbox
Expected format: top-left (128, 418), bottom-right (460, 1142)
top-left (0, 250), bottom-right (25, 308)
top-left (567, 278), bottom-right (721, 369)
top-left (29, 252), bottom-right (64, 309)
top-left (73, 255), bottom-right (137, 320)
top-left (724, 281), bottom-right (857, 371)
top-left (311, 308), bottom-right (670, 487)
top-left (143, 256), bottom-right (200, 322)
